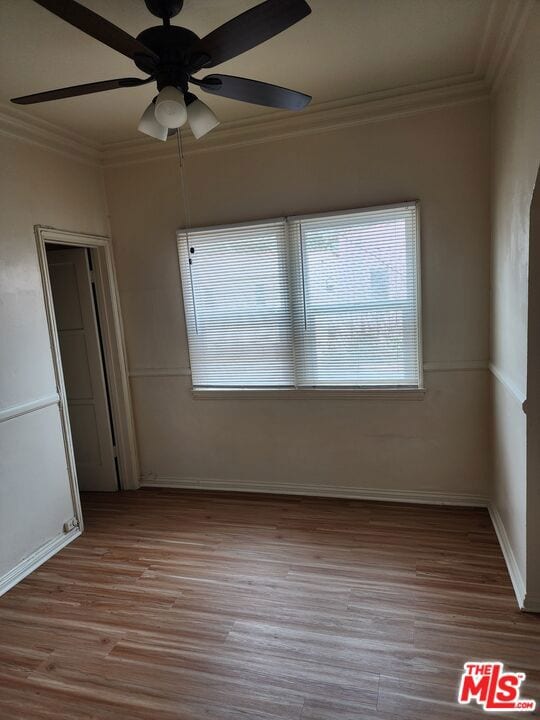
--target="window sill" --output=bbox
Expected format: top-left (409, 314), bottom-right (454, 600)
top-left (192, 387), bottom-right (426, 400)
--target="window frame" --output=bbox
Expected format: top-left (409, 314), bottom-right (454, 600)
top-left (178, 201), bottom-right (424, 400)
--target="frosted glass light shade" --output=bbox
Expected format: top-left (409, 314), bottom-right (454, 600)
top-left (154, 86), bottom-right (187, 129)
top-left (137, 102), bottom-right (168, 141)
top-left (187, 98), bottom-right (220, 139)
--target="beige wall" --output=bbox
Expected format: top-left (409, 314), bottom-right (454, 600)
top-left (490, 4), bottom-right (540, 608)
top-left (0, 136), bottom-right (109, 584)
top-left (105, 100), bottom-right (491, 500)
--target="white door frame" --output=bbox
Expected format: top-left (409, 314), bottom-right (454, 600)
top-left (35, 226), bottom-right (140, 509)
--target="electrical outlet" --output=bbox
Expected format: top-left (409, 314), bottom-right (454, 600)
top-left (63, 517), bottom-right (79, 533)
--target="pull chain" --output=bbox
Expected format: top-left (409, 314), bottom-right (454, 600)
top-left (176, 129), bottom-right (199, 334)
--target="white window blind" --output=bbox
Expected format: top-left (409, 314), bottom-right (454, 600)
top-left (178, 219), bottom-right (295, 387)
top-left (178, 202), bottom-right (421, 390)
top-left (288, 204), bottom-right (420, 387)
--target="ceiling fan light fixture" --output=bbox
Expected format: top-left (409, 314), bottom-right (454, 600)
top-left (137, 101), bottom-right (168, 141)
top-left (154, 86), bottom-right (187, 129)
top-left (186, 97), bottom-right (220, 140)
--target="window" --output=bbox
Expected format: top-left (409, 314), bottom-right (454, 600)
top-left (178, 202), bottom-right (422, 392)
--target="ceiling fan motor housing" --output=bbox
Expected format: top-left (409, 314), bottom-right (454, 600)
top-left (135, 25), bottom-right (203, 91)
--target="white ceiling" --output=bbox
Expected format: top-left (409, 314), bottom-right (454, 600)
top-left (0, 0), bottom-right (502, 146)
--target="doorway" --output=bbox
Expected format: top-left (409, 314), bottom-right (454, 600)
top-left (36, 227), bottom-right (139, 501)
top-left (46, 244), bottom-right (119, 491)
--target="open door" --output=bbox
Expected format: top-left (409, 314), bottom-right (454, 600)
top-left (46, 246), bottom-right (118, 491)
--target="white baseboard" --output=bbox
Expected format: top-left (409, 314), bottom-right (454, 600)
top-left (143, 477), bottom-right (535, 612)
top-left (488, 503), bottom-right (526, 609)
top-left (140, 475), bottom-right (488, 507)
top-left (0, 528), bottom-right (81, 597)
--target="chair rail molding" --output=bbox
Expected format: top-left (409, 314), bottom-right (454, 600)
top-left (0, 393), bottom-right (60, 424)
top-left (490, 363), bottom-right (527, 406)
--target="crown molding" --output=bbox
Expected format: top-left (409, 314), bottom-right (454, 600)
top-left (0, 76), bottom-right (489, 170)
top-left (102, 76), bottom-right (489, 167)
top-left (474, 0), bottom-right (503, 78)
top-left (0, 101), bottom-right (101, 167)
top-left (483, 0), bottom-right (536, 91)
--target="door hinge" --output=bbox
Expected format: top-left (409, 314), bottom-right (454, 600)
top-left (63, 517), bottom-right (79, 533)
top-left (89, 269), bottom-right (96, 283)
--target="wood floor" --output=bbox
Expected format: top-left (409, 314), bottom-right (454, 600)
top-left (1, 490), bottom-right (539, 719)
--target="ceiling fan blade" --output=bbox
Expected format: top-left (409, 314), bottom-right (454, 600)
top-left (31, 0), bottom-right (159, 65)
top-left (197, 74), bottom-right (311, 110)
top-left (190, 0), bottom-right (311, 70)
top-left (11, 77), bottom-right (152, 105)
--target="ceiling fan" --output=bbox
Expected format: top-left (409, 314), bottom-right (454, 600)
top-left (11, 0), bottom-right (312, 141)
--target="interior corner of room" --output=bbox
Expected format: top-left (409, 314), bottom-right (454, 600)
top-left (1, 0), bottom-right (540, 716)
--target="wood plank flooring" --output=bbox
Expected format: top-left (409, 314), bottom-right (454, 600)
top-left (0, 489), bottom-right (538, 719)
